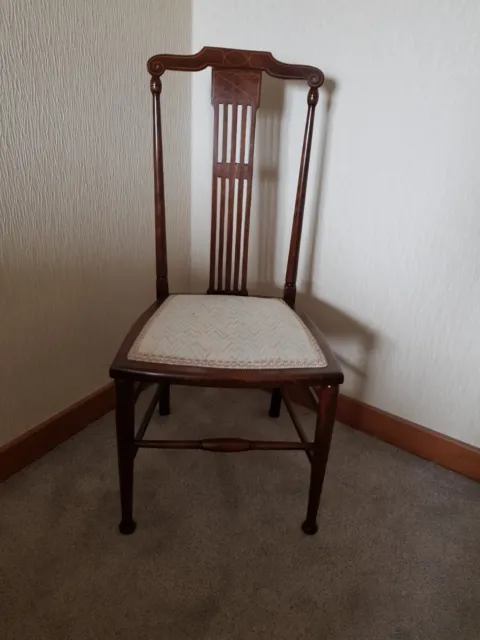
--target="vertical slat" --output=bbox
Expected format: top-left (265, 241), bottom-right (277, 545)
top-left (225, 103), bottom-right (238, 290)
top-left (217, 105), bottom-right (229, 291)
top-left (235, 103), bottom-right (242, 162)
top-left (217, 177), bottom-right (226, 291)
top-left (284, 86), bottom-right (319, 308)
top-left (210, 69), bottom-right (262, 295)
top-left (241, 106), bottom-right (258, 291)
top-left (233, 104), bottom-right (248, 291)
top-left (209, 103), bottom-right (220, 292)
top-left (231, 178), bottom-right (239, 280)
top-left (150, 76), bottom-right (168, 299)
top-left (244, 105), bottom-right (252, 163)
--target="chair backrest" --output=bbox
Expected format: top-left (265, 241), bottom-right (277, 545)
top-left (147, 47), bottom-right (324, 308)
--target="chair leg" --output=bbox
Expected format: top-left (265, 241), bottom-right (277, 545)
top-left (269, 388), bottom-right (282, 418)
top-left (115, 380), bottom-right (136, 535)
top-left (302, 385), bottom-right (338, 535)
top-left (158, 383), bottom-right (170, 416)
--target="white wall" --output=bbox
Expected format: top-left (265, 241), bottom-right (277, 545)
top-left (2, 0), bottom-right (478, 449)
top-left (191, 0), bottom-right (480, 446)
top-left (0, 0), bottom-right (191, 446)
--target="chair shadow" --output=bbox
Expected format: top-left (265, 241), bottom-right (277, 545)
top-left (254, 76), bottom-right (378, 402)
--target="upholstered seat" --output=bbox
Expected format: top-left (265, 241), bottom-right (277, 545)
top-left (128, 295), bottom-right (327, 370)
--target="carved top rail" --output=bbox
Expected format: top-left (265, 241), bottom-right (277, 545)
top-left (147, 46), bottom-right (324, 88)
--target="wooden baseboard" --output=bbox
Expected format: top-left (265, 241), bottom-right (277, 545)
top-left (0, 384), bottom-right (115, 482)
top-left (289, 388), bottom-right (480, 482)
top-left (2, 384), bottom-right (478, 483)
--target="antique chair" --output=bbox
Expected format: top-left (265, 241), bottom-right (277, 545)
top-left (110, 47), bottom-right (343, 536)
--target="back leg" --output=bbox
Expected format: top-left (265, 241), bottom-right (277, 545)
top-left (158, 383), bottom-right (170, 416)
top-left (269, 388), bottom-right (282, 418)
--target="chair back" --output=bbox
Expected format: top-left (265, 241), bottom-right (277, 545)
top-left (147, 47), bottom-right (324, 307)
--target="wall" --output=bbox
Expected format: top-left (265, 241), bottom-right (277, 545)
top-left (191, 1), bottom-right (480, 446)
top-left (0, 0), bottom-right (191, 446)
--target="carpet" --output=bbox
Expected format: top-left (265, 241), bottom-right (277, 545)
top-left (1, 387), bottom-right (479, 639)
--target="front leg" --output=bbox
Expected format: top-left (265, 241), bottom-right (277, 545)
top-left (115, 380), bottom-right (137, 534)
top-left (302, 384), bottom-right (338, 535)
top-left (158, 383), bottom-right (170, 416)
top-left (269, 388), bottom-right (282, 418)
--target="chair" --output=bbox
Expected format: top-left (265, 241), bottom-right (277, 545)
top-left (110, 47), bottom-right (344, 536)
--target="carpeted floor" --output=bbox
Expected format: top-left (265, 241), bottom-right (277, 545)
top-left (1, 387), bottom-right (479, 640)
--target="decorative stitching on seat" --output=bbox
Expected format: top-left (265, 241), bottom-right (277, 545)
top-left (128, 295), bottom-right (327, 370)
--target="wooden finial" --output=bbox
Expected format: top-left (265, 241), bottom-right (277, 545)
top-left (150, 76), bottom-right (162, 94)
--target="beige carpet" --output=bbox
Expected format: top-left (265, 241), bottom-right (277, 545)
top-left (1, 387), bottom-right (479, 640)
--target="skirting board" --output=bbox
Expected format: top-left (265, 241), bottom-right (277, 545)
top-left (289, 388), bottom-right (480, 482)
top-left (1, 384), bottom-right (479, 483)
top-left (0, 384), bottom-right (115, 482)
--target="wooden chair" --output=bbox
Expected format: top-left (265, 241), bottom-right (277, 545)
top-left (110, 47), bottom-right (343, 536)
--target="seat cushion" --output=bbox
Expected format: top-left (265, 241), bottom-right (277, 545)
top-left (128, 295), bottom-right (327, 370)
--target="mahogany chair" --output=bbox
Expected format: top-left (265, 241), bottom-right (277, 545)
top-left (110, 47), bottom-right (343, 536)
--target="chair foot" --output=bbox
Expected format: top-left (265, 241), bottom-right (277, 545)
top-left (301, 520), bottom-right (318, 536)
top-left (268, 388), bottom-right (282, 418)
top-left (302, 386), bottom-right (339, 538)
top-left (158, 383), bottom-right (170, 416)
top-left (118, 519), bottom-right (137, 535)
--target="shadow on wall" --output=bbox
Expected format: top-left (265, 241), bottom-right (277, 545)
top-left (254, 76), bottom-right (378, 402)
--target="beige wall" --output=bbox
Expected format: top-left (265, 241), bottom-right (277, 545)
top-left (0, 0), bottom-right (191, 446)
top-left (192, 0), bottom-right (480, 446)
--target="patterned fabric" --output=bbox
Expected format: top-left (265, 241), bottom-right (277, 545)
top-left (128, 295), bottom-right (327, 370)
